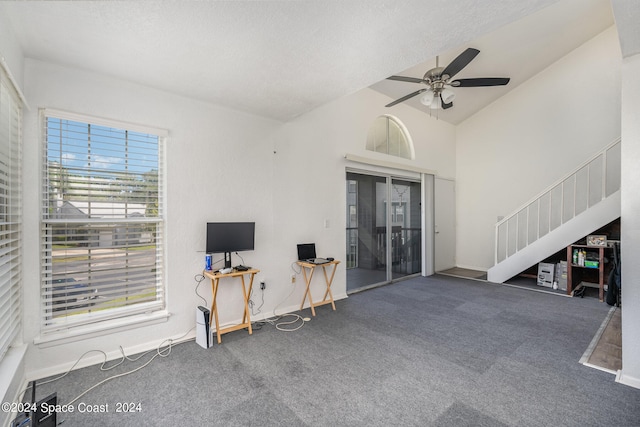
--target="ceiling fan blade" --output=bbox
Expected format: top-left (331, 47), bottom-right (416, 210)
top-left (440, 93), bottom-right (453, 109)
top-left (442, 48), bottom-right (480, 79)
top-left (451, 77), bottom-right (510, 87)
top-left (385, 89), bottom-right (426, 107)
top-left (387, 75), bottom-right (424, 84)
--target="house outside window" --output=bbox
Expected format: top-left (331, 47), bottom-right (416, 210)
top-left (41, 110), bottom-right (166, 332)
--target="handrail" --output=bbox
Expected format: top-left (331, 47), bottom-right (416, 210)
top-left (494, 138), bottom-right (621, 265)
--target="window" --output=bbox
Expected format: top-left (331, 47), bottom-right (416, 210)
top-left (41, 110), bottom-right (166, 332)
top-left (365, 115), bottom-right (413, 159)
top-left (0, 64), bottom-right (22, 361)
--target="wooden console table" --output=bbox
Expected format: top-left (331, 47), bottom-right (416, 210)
top-left (297, 260), bottom-right (340, 316)
top-left (203, 268), bottom-right (259, 343)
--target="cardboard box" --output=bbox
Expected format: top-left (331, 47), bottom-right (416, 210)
top-left (537, 262), bottom-right (555, 288)
top-left (584, 260), bottom-right (599, 268)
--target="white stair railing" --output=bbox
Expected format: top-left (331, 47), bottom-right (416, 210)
top-left (494, 138), bottom-right (621, 265)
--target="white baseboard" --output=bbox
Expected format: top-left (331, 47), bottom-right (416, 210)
top-left (616, 370), bottom-right (640, 390)
top-left (25, 293), bottom-right (350, 387)
top-left (27, 329), bottom-right (196, 383)
top-left (251, 293), bottom-right (347, 321)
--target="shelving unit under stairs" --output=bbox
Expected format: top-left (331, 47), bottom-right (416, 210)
top-left (509, 218), bottom-right (620, 302)
top-left (566, 244), bottom-right (610, 301)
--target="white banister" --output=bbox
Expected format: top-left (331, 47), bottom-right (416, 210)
top-left (494, 138), bottom-right (621, 265)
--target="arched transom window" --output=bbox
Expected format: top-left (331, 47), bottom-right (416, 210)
top-left (366, 115), bottom-right (414, 159)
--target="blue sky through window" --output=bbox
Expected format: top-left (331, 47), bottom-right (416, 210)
top-left (46, 118), bottom-right (159, 178)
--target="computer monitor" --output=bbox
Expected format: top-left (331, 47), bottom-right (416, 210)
top-left (206, 222), bottom-right (255, 268)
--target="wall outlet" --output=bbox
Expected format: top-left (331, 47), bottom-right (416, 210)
top-left (260, 281), bottom-right (266, 290)
top-left (291, 274), bottom-right (296, 283)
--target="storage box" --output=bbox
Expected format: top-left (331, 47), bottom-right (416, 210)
top-left (584, 260), bottom-right (599, 268)
top-left (537, 262), bottom-right (555, 288)
top-left (557, 261), bottom-right (567, 291)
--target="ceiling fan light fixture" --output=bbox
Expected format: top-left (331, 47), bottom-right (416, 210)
top-left (419, 91), bottom-right (434, 107)
top-left (385, 47), bottom-right (510, 111)
top-left (441, 88), bottom-right (456, 104)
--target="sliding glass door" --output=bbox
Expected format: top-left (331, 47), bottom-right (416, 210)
top-left (346, 172), bottom-right (422, 292)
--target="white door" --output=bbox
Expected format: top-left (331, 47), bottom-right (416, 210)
top-left (435, 177), bottom-right (455, 271)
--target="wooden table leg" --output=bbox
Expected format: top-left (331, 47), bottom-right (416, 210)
top-left (240, 273), bottom-right (254, 335)
top-left (300, 265), bottom-right (316, 316)
top-left (210, 277), bottom-right (222, 344)
top-left (321, 263), bottom-right (337, 310)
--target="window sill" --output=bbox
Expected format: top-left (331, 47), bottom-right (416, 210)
top-left (34, 310), bottom-right (171, 348)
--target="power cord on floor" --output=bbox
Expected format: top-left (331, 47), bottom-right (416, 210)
top-left (254, 266), bottom-right (308, 332)
top-left (20, 349), bottom-right (127, 396)
top-left (263, 313), bottom-right (307, 332)
top-left (272, 263), bottom-right (301, 318)
top-left (24, 327), bottom-right (195, 406)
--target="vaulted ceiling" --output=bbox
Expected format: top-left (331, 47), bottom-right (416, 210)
top-left (370, 0), bottom-right (614, 124)
top-left (0, 0), bottom-right (628, 123)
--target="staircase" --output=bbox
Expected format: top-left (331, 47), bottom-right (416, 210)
top-left (488, 139), bottom-right (621, 284)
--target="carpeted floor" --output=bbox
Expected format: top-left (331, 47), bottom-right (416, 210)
top-left (27, 274), bottom-right (640, 426)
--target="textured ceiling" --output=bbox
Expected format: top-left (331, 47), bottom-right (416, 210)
top-left (0, 0), bottom-right (621, 123)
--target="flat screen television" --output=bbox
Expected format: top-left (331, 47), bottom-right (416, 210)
top-left (206, 222), bottom-right (255, 268)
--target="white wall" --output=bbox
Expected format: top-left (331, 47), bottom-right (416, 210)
top-left (0, 10), bottom-right (23, 90)
top-left (620, 52), bottom-right (640, 388)
top-left (21, 59), bottom-right (283, 378)
top-left (19, 61), bottom-right (456, 381)
top-left (6, 8), bottom-right (638, 404)
top-left (271, 87), bottom-right (456, 303)
top-left (455, 27), bottom-right (621, 270)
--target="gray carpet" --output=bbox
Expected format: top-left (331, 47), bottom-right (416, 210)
top-left (29, 274), bottom-right (640, 426)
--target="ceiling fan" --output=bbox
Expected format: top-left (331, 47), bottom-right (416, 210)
top-left (385, 48), bottom-right (510, 110)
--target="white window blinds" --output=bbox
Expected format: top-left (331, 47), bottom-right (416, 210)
top-left (41, 110), bottom-right (166, 332)
top-left (0, 65), bottom-right (23, 360)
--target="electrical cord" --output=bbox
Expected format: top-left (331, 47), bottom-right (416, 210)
top-left (67, 332), bottom-right (189, 405)
top-left (213, 260), bottom-right (308, 334)
top-left (194, 274), bottom-right (208, 307)
top-left (194, 273), bottom-right (208, 307)
top-left (248, 286), bottom-right (264, 317)
top-left (263, 313), bottom-right (306, 332)
top-left (66, 327), bottom-right (195, 405)
top-left (270, 262), bottom-right (303, 318)
top-left (23, 327), bottom-right (195, 406)
top-left (234, 251), bottom-right (246, 267)
top-left (290, 261), bottom-right (302, 276)
top-left (271, 281), bottom-right (296, 319)
top-left (21, 349), bottom-right (126, 396)
top-left (260, 265), bottom-right (306, 332)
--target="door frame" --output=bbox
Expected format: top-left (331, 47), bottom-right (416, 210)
top-left (345, 166), bottom-right (435, 290)
top-left (434, 177), bottom-right (456, 272)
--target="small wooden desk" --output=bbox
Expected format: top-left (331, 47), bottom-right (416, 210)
top-left (204, 268), bottom-right (259, 343)
top-left (297, 260), bottom-right (340, 316)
